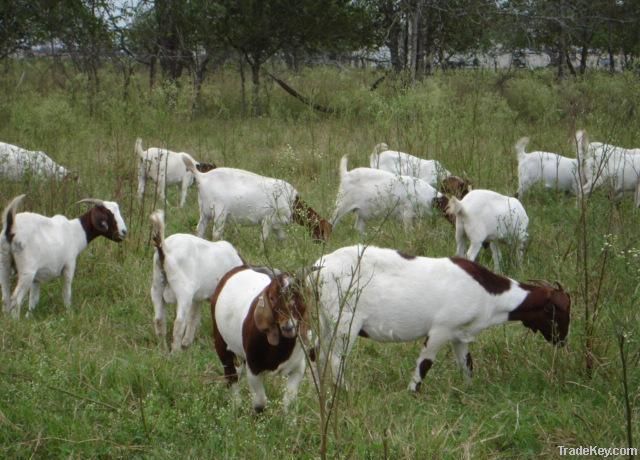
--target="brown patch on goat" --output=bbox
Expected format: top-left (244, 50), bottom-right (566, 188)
top-left (211, 265), bottom-right (249, 386)
top-left (78, 206), bottom-right (121, 243)
top-left (292, 195), bottom-right (332, 242)
top-left (397, 250), bottom-right (416, 260)
top-left (196, 162), bottom-right (217, 173)
top-left (509, 282), bottom-right (571, 345)
top-left (450, 257), bottom-right (511, 294)
top-left (242, 274), bottom-right (307, 375)
top-left (440, 176), bottom-right (471, 199)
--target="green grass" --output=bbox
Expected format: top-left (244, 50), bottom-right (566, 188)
top-left (0, 62), bottom-right (638, 458)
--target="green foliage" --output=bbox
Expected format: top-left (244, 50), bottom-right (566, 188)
top-left (0, 64), bottom-right (638, 458)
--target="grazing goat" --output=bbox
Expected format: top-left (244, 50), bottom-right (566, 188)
top-left (446, 189), bottom-right (529, 272)
top-left (0, 195), bottom-right (127, 318)
top-left (135, 138), bottom-right (216, 208)
top-left (369, 142), bottom-right (451, 186)
top-left (514, 137), bottom-right (583, 196)
top-left (149, 210), bottom-right (244, 352)
top-left (183, 157), bottom-right (331, 242)
top-left (332, 156), bottom-right (443, 234)
top-left (212, 267), bottom-right (309, 412)
top-left (577, 131), bottom-right (640, 205)
top-left (0, 141), bottom-right (73, 181)
top-left (310, 245), bottom-right (570, 393)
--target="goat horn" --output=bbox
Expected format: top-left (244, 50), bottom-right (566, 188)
top-left (527, 279), bottom-right (553, 288)
top-left (76, 198), bottom-right (105, 207)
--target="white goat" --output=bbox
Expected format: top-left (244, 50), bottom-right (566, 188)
top-left (149, 210), bottom-right (244, 352)
top-left (212, 267), bottom-right (309, 412)
top-left (332, 156), bottom-right (444, 234)
top-left (369, 142), bottom-right (451, 186)
top-left (0, 195), bottom-right (127, 318)
top-left (578, 131), bottom-right (640, 204)
top-left (183, 157), bottom-right (331, 242)
top-left (514, 136), bottom-right (583, 196)
top-left (446, 189), bottom-right (529, 272)
top-left (135, 138), bottom-right (216, 208)
top-left (0, 141), bottom-right (73, 181)
top-left (311, 245), bottom-right (570, 392)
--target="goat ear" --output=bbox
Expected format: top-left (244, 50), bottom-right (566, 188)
top-left (90, 209), bottom-right (109, 232)
top-left (254, 295), bottom-right (279, 346)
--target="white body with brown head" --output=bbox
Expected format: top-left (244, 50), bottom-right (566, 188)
top-left (311, 245), bottom-right (570, 393)
top-left (212, 267), bottom-right (308, 412)
top-left (183, 157), bottom-right (330, 242)
top-left (0, 195), bottom-right (127, 318)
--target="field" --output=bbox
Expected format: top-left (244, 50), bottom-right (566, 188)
top-left (0, 63), bottom-right (639, 458)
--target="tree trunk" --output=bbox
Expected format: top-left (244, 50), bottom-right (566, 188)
top-left (608, 21), bottom-right (615, 73)
top-left (407, 3), bottom-right (421, 81)
top-left (388, 20), bottom-right (402, 71)
top-left (579, 43), bottom-right (588, 75)
top-left (239, 57), bottom-right (247, 116)
top-left (250, 60), bottom-right (261, 115)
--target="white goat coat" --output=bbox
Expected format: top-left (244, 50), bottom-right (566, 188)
top-left (0, 142), bottom-right (70, 180)
top-left (192, 167), bottom-right (297, 241)
top-left (582, 142), bottom-right (640, 203)
top-left (311, 245), bottom-right (529, 389)
top-left (136, 139), bottom-right (201, 207)
top-left (370, 149), bottom-right (451, 186)
top-left (515, 138), bottom-right (581, 195)
top-left (332, 157), bottom-right (441, 234)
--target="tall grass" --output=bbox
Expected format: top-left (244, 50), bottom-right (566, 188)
top-left (0, 61), bottom-right (638, 458)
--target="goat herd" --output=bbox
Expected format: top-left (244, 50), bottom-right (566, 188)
top-left (1, 128), bottom-right (636, 412)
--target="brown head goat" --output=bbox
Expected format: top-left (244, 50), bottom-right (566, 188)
top-left (211, 266), bottom-right (309, 412)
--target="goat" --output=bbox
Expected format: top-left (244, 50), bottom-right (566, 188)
top-left (514, 137), bottom-right (583, 197)
top-left (212, 266), bottom-right (309, 412)
top-left (149, 210), bottom-right (244, 352)
top-left (183, 157), bottom-right (331, 242)
top-left (0, 195), bottom-right (127, 318)
top-left (310, 245), bottom-right (570, 393)
top-left (135, 138), bottom-right (217, 208)
top-left (446, 189), bottom-right (529, 272)
top-left (435, 175), bottom-right (473, 225)
top-left (369, 143), bottom-right (451, 186)
top-left (577, 131), bottom-right (640, 205)
top-left (0, 141), bottom-right (73, 181)
top-left (331, 156), bottom-right (443, 234)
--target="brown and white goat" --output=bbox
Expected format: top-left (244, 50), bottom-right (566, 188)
top-left (311, 245), bottom-right (570, 393)
top-left (212, 266), bottom-right (309, 412)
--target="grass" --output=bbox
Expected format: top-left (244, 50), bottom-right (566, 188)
top-left (0, 61), bottom-right (639, 458)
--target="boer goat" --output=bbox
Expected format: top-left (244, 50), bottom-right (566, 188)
top-left (577, 131), bottom-right (640, 205)
top-left (0, 141), bottom-right (73, 181)
top-left (135, 138), bottom-right (216, 208)
top-left (514, 136), bottom-right (583, 197)
top-left (0, 195), bottom-right (127, 318)
top-left (447, 189), bottom-right (529, 272)
top-left (331, 156), bottom-right (443, 234)
top-left (212, 266), bottom-right (309, 412)
top-left (310, 245), bottom-right (570, 393)
top-left (183, 157), bottom-right (331, 242)
top-left (149, 210), bottom-right (244, 352)
top-left (369, 142), bottom-right (451, 186)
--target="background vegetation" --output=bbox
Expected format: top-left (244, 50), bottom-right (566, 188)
top-left (1, 0), bottom-right (639, 458)
top-left (0, 61), bottom-right (638, 458)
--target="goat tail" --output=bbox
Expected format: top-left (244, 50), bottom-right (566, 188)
top-left (339, 155), bottom-right (349, 180)
top-left (445, 196), bottom-right (465, 217)
top-left (182, 155), bottom-right (198, 177)
top-left (2, 194), bottom-right (25, 243)
top-left (149, 210), bottom-right (166, 264)
top-left (514, 137), bottom-right (529, 162)
top-left (135, 138), bottom-right (145, 159)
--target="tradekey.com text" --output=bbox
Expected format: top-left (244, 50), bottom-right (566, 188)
top-left (558, 445), bottom-right (637, 457)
